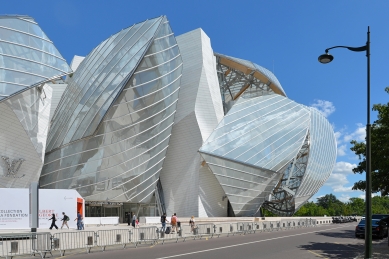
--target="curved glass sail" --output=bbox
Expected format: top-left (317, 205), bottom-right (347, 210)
top-left (40, 16), bottom-right (182, 203)
top-left (199, 95), bottom-right (310, 216)
top-left (0, 15), bottom-right (71, 101)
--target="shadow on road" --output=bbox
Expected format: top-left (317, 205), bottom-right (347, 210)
top-left (316, 229), bottom-right (386, 242)
top-left (298, 242), bottom-right (363, 258)
top-left (316, 229), bottom-right (355, 239)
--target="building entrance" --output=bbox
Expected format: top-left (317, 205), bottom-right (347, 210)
top-left (85, 201), bottom-right (158, 223)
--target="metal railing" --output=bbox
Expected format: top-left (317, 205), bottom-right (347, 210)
top-left (0, 218), bottom-right (319, 258)
top-left (96, 229), bottom-right (130, 251)
top-left (130, 226), bottom-right (159, 247)
top-left (0, 232), bottom-right (52, 259)
top-left (52, 231), bottom-right (96, 256)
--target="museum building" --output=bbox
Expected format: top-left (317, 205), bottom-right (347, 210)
top-left (0, 15), bottom-right (337, 222)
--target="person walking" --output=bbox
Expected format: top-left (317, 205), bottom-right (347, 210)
top-left (48, 213), bottom-right (58, 230)
top-left (74, 211), bottom-right (82, 230)
top-left (160, 213), bottom-right (169, 232)
top-left (189, 216), bottom-right (196, 233)
top-left (171, 213), bottom-right (178, 233)
top-left (60, 212), bottom-right (70, 229)
top-left (132, 214), bottom-right (137, 228)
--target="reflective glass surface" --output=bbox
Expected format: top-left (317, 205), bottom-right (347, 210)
top-left (295, 108), bottom-right (337, 201)
top-left (41, 16), bottom-right (182, 203)
top-left (0, 16), bottom-right (71, 100)
top-left (200, 95), bottom-right (310, 172)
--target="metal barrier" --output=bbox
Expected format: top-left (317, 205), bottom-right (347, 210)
top-left (254, 222), bottom-right (263, 232)
top-left (96, 229), bottom-right (130, 251)
top-left (213, 223), bottom-right (231, 237)
top-left (52, 231), bottom-right (96, 256)
top-left (196, 224), bottom-right (215, 238)
top-left (229, 222), bottom-right (245, 235)
top-left (0, 232), bottom-right (52, 259)
top-left (262, 222), bottom-right (269, 232)
top-left (157, 224), bottom-right (184, 244)
top-left (243, 222), bottom-right (255, 234)
top-left (0, 219), bottom-right (322, 257)
top-left (130, 226), bottom-right (159, 247)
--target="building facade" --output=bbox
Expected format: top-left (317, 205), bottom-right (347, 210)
top-left (0, 15), bottom-right (71, 188)
top-left (0, 15), bottom-right (336, 220)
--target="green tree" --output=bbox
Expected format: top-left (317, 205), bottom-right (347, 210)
top-left (348, 197), bottom-right (365, 215)
top-left (350, 87), bottom-right (389, 195)
top-left (316, 194), bottom-right (342, 210)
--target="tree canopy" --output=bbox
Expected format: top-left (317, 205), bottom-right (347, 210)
top-left (289, 194), bottom-right (389, 216)
top-left (350, 86), bottom-right (389, 195)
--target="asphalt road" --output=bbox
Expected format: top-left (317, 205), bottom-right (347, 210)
top-left (43, 223), bottom-right (386, 259)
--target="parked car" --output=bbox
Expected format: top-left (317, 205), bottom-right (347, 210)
top-left (355, 219), bottom-right (389, 239)
top-left (372, 214), bottom-right (389, 220)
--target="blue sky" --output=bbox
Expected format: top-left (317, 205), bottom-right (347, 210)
top-left (3, 1), bottom-right (389, 203)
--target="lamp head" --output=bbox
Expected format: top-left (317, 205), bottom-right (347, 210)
top-left (318, 52), bottom-right (334, 64)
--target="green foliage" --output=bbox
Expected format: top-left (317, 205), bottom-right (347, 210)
top-left (293, 194), bottom-right (389, 216)
top-left (350, 87), bottom-right (389, 195)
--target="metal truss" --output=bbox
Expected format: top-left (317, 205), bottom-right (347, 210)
top-left (216, 56), bottom-right (274, 114)
top-left (263, 134), bottom-right (310, 216)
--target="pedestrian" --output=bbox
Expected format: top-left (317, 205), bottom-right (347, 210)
top-left (61, 212), bottom-right (69, 229)
top-left (126, 212), bottom-right (131, 226)
top-left (74, 211), bottom-right (83, 230)
top-left (160, 213), bottom-right (169, 232)
top-left (189, 216), bottom-right (196, 233)
top-left (171, 213), bottom-right (178, 233)
top-left (132, 214), bottom-right (137, 228)
top-left (48, 213), bottom-right (58, 230)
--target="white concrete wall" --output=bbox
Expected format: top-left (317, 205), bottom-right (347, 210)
top-left (160, 28), bottom-right (225, 217)
top-left (69, 55), bottom-right (85, 72)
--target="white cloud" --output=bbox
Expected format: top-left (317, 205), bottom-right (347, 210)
top-left (343, 123), bottom-right (366, 143)
top-left (339, 194), bottom-right (351, 202)
top-left (337, 144), bottom-right (347, 156)
top-left (325, 161), bottom-right (357, 193)
top-left (333, 161), bottom-right (356, 174)
top-left (311, 100), bottom-right (335, 117)
top-left (358, 193), bottom-right (378, 200)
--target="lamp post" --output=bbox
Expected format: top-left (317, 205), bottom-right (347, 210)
top-left (318, 26), bottom-right (371, 258)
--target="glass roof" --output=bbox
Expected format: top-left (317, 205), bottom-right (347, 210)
top-left (200, 94), bottom-right (310, 172)
top-left (0, 16), bottom-right (71, 102)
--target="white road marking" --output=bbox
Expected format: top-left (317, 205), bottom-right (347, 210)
top-left (155, 224), bottom-right (354, 259)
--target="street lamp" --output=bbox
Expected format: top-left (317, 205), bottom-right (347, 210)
top-left (318, 26), bottom-right (371, 258)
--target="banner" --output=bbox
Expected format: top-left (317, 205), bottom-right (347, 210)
top-left (39, 189), bottom-right (81, 229)
top-left (0, 188), bottom-right (29, 229)
top-left (0, 188), bottom-right (83, 229)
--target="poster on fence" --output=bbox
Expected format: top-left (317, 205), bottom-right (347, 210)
top-left (0, 188), bottom-right (84, 229)
top-left (0, 188), bottom-right (29, 229)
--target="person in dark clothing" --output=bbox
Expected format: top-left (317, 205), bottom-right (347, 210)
top-left (48, 213), bottom-right (58, 230)
top-left (161, 213), bottom-right (169, 232)
top-left (127, 212), bottom-right (131, 226)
